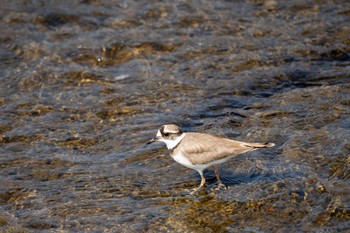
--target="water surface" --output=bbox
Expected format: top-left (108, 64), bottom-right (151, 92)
top-left (0, 0), bottom-right (349, 232)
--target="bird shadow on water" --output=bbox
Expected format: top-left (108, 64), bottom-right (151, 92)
top-left (190, 168), bottom-right (307, 194)
top-left (203, 169), bottom-right (263, 187)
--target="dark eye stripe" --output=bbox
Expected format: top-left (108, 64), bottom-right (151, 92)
top-left (160, 126), bottom-right (165, 135)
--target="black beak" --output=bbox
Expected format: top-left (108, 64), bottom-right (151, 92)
top-left (146, 138), bottom-right (157, 145)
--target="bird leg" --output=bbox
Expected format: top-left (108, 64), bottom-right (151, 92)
top-left (190, 171), bottom-right (206, 195)
top-left (212, 165), bottom-right (226, 190)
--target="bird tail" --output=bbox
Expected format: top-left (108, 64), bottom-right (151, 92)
top-left (245, 142), bottom-right (275, 148)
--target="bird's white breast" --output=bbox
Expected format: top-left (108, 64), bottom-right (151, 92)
top-left (172, 152), bottom-right (235, 172)
top-left (172, 152), bottom-right (214, 171)
top-left (173, 152), bottom-right (196, 169)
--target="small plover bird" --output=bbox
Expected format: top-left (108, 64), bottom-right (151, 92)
top-left (147, 124), bottom-right (275, 194)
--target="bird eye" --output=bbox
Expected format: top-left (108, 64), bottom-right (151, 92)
top-left (163, 133), bottom-right (170, 137)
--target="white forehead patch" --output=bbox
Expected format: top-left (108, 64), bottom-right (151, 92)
top-left (164, 129), bottom-right (178, 133)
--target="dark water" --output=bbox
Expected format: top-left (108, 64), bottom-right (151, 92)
top-left (1, 0), bottom-right (349, 232)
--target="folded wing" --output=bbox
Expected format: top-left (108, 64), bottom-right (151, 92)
top-left (176, 132), bottom-right (271, 165)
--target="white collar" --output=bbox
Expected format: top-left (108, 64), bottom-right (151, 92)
top-left (162, 133), bottom-right (186, 150)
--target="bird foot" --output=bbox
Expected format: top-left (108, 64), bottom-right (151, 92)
top-left (186, 186), bottom-right (204, 195)
top-left (189, 188), bottom-right (201, 195)
top-left (214, 183), bottom-right (227, 191)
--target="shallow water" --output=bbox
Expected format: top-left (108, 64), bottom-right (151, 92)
top-left (0, 0), bottom-right (349, 232)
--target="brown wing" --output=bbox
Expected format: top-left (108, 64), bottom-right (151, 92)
top-left (175, 133), bottom-right (255, 165)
